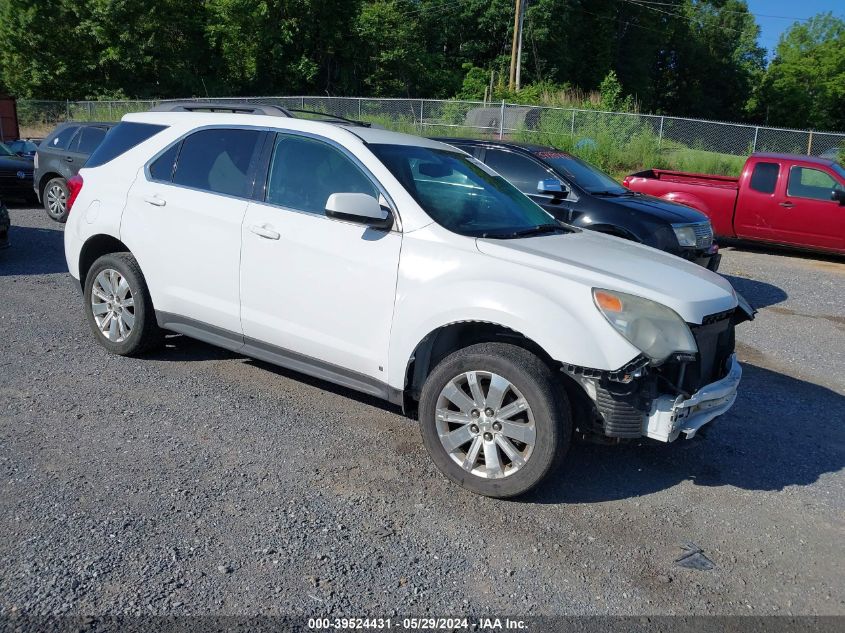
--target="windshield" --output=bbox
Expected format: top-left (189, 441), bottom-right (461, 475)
top-left (0, 142), bottom-right (13, 157)
top-left (831, 162), bottom-right (845, 181)
top-left (534, 150), bottom-right (626, 194)
top-left (370, 144), bottom-right (559, 237)
top-left (8, 140), bottom-right (37, 154)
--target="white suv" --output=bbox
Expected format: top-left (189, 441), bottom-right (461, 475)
top-left (64, 103), bottom-right (753, 498)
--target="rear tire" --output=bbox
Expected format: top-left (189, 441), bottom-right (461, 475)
top-left (43, 177), bottom-right (69, 223)
top-left (418, 343), bottom-right (571, 498)
top-left (83, 253), bottom-right (163, 356)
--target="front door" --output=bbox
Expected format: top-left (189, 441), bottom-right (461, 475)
top-left (770, 165), bottom-right (844, 250)
top-left (239, 132), bottom-right (401, 387)
top-left (481, 148), bottom-right (572, 220)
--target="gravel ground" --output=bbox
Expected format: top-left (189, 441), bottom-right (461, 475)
top-left (1, 205), bottom-right (843, 618)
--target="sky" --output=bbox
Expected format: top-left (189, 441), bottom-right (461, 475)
top-left (747, 0), bottom-right (845, 57)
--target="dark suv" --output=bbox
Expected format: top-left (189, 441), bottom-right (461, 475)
top-left (436, 139), bottom-right (721, 270)
top-left (34, 122), bottom-right (114, 222)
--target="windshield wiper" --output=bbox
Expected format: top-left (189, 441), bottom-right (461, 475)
top-left (481, 224), bottom-right (568, 239)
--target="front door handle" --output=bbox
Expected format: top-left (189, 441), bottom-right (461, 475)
top-left (65, 156), bottom-right (74, 163)
top-left (250, 224), bottom-right (280, 240)
top-left (779, 201), bottom-right (794, 208)
top-left (144, 195), bottom-right (166, 207)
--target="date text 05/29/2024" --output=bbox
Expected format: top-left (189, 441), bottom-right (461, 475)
top-left (307, 617), bottom-right (528, 630)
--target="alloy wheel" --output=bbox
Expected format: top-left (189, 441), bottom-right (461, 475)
top-left (46, 184), bottom-right (67, 218)
top-left (435, 370), bottom-right (536, 479)
top-left (91, 268), bottom-right (135, 343)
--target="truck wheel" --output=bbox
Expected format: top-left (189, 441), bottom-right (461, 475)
top-left (83, 253), bottom-right (163, 356)
top-left (418, 343), bottom-right (571, 498)
top-left (44, 177), bottom-right (69, 223)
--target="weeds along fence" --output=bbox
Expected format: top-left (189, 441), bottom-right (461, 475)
top-left (17, 97), bottom-right (845, 176)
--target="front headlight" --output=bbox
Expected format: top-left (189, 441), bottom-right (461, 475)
top-left (593, 288), bottom-right (698, 363)
top-left (672, 224), bottom-right (698, 247)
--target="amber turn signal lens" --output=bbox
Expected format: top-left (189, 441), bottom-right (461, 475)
top-left (594, 290), bottom-right (623, 312)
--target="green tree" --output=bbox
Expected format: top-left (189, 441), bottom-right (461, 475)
top-left (753, 13), bottom-right (845, 130)
top-left (648, 0), bottom-right (765, 119)
top-left (0, 0), bottom-right (93, 98)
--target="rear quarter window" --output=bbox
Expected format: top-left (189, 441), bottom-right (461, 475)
top-left (47, 126), bottom-right (79, 150)
top-left (86, 122), bottom-right (167, 168)
top-left (749, 162), bottom-right (779, 194)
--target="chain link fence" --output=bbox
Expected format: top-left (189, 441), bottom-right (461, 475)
top-left (17, 96), bottom-right (845, 171)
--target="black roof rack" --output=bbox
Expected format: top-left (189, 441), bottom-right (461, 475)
top-left (285, 108), bottom-right (372, 127)
top-left (151, 101), bottom-right (294, 117)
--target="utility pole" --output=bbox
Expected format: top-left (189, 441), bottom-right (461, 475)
top-left (515, 0), bottom-right (526, 90)
top-left (508, 0), bottom-right (525, 91)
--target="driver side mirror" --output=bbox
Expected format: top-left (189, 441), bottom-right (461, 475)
top-left (325, 193), bottom-right (394, 230)
top-left (831, 189), bottom-right (845, 205)
top-left (537, 178), bottom-right (568, 197)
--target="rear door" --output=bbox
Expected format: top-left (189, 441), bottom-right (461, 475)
top-left (122, 126), bottom-right (265, 335)
top-left (61, 127), bottom-right (101, 176)
top-left (42, 125), bottom-right (80, 179)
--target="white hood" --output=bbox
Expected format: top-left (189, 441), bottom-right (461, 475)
top-left (476, 230), bottom-right (737, 324)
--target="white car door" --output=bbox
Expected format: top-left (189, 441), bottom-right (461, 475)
top-left (122, 127), bottom-right (264, 335)
top-left (239, 132), bottom-right (401, 393)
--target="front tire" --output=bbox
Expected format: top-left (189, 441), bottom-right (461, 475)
top-left (43, 177), bottom-right (69, 223)
top-left (83, 253), bottom-right (162, 356)
top-left (418, 343), bottom-right (571, 498)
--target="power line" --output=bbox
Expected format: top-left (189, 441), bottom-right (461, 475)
top-left (622, 0), bottom-right (777, 40)
top-left (624, 0), bottom-right (744, 33)
top-left (631, 0), bottom-right (811, 22)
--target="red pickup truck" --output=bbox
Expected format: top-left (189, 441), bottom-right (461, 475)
top-left (623, 153), bottom-right (845, 255)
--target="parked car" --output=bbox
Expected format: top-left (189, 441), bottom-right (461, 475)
top-left (34, 121), bottom-right (115, 222)
top-left (624, 153), bottom-right (845, 255)
top-left (7, 138), bottom-right (40, 158)
top-left (437, 139), bottom-right (720, 270)
top-left (64, 104), bottom-right (753, 498)
top-left (0, 199), bottom-right (9, 249)
top-left (0, 141), bottom-right (35, 202)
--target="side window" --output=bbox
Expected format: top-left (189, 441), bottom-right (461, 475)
top-left (265, 134), bottom-right (378, 214)
top-left (172, 128), bottom-right (262, 197)
top-left (49, 126), bottom-right (79, 150)
top-left (77, 127), bottom-right (108, 155)
top-left (749, 162), bottom-right (779, 194)
top-left (787, 166), bottom-right (842, 201)
top-left (149, 143), bottom-right (181, 182)
top-left (484, 149), bottom-right (551, 194)
top-left (67, 128), bottom-right (83, 152)
top-left (86, 122), bottom-right (167, 168)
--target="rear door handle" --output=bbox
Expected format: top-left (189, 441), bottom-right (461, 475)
top-left (779, 201), bottom-right (794, 208)
top-left (250, 224), bottom-right (280, 240)
top-left (143, 195), bottom-right (166, 207)
top-left (65, 156), bottom-right (74, 163)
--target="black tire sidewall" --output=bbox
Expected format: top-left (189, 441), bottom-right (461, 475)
top-left (419, 344), bottom-right (570, 498)
top-left (83, 253), bottom-right (155, 356)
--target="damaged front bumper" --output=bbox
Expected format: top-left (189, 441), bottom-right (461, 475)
top-left (644, 353), bottom-right (741, 442)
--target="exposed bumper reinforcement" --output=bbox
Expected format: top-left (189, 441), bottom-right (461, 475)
top-left (644, 354), bottom-right (742, 442)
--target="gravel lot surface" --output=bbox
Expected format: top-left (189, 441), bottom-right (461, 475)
top-left (1, 206), bottom-right (843, 618)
